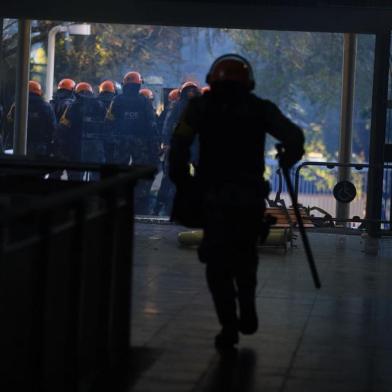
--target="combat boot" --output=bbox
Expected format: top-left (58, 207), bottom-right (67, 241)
top-left (215, 324), bottom-right (239, 351)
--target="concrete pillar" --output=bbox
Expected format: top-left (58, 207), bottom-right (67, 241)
top-left (0, 18), bottom-right (4, 99)
top-left (13, 20), bottom-right (31, 155)
top-left (365, 31), bottom-right (390, 250)
top-left (336, 33), bottom-right (357, 224)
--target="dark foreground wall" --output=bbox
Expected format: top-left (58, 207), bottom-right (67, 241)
top-left (0, 163), bottom-right (154, 392)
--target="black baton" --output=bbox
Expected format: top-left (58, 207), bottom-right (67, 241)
top-left (276, 144), bottom-right (321, 289)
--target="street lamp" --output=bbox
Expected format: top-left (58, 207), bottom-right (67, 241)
top-left (45, 23), bottom-right (91, 101)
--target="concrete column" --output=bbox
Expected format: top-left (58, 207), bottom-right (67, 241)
top-left (13, 20), bottom-right (31, 155)
top-left (366, 31), bottom-right (390, 246)
top-left (0, 19), bottom-right (4, 98)
top-left (336, 33), bottom-right (357, 223)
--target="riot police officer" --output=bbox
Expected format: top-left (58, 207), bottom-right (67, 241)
top-left (139, 87), bottom-right (159, 134)
top-left (57, 82), bottom-right (107, 167)
top-left (97, 80), bottom-right (117, 164)
top-left (139, 87), bottom-right (162, 214)
top-left (169, 54), bottom-right (305, 350)
top-left (139, 88), bottom-right (155, 107)
top-left (7, 80), bottom-right (56, 157)
top-left (162, 81), bottom-right (200, 146)
top-left (155, 88), bottom-right (180, 215)
top-left (158, 88), bottom-right (180, 141)
top-left (106, 71), bottom-right (158, 165)
top-left (153, 88), bottom-right (178, 215)
top-left (50, 78), bottom-right (76, 122)
top-left (159, 82), bottom-right (200, 216)
top-left (105, 71), bottom-right (158, 214)
top-left (98, 80), bottom-right (117, 111)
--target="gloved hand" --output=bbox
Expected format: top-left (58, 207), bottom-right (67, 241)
top-left (276, 143), bottom-right (304, 169)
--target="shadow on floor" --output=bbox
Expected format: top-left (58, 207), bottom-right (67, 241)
top-left (91, 347), bottom-right (163, 392)
top-left (200, 348), bottom-right (257, 392)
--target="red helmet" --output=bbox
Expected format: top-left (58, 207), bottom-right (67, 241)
top-left (75, 82), bottom-right (93, 95)
top-left (99, 80), bottom-right (116, 94)
top-left (168, 88), bottom-right (180, 102)
top-left (180, 81), bottom-right (199, 93)
top-left (28, 80), bottom-right (42, 96)
top-left (57, 78), bottom-right (76, 91)
top-left (206, 54), bottom-right (255, 90)
top-left (180, 81), bottom-right (200, 99)
top-left (123, 71), bottom-right (142, 85)
top-left (139, 88), bottom-right (154, 100)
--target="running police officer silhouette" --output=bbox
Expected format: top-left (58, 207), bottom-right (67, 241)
top-left (169, 54), bottom-right (305, 351)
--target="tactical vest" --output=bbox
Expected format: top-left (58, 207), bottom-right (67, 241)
top-left (113, 94), bottom-right (150, 138)
top-left (79, 98), bottom-right (107, 164)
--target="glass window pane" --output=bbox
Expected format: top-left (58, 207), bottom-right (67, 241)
top-left (1, 21), bottom-right (377, 220)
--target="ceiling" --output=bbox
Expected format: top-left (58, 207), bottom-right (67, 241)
top-left (2, 0), bottom-right (392, 33)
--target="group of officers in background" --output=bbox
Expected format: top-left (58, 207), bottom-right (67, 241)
top-left (1, 71), bottom-right (208, 215)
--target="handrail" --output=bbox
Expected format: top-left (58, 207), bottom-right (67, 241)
top-left (0, 160), bottom-right (155, 223)
top-left (0, 155), bottom-right (148, 173)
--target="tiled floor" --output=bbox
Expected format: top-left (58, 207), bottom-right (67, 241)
top-left (128, 224), bottom-right (392, 392)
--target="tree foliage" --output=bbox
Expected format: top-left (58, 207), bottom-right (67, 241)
top-left (227, 29), bottom-right (374, 160)
top-left (54, 24), bottom-right (183, 85)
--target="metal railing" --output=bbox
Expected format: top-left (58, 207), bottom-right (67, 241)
top-left (285, 161), bottom-right (392, 229)
top-left (0, 157), bottom-right (155, 392)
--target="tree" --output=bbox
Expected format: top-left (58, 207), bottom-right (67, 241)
top-left (227, 29), bottom-right (375, 161)
top-left (53, 23), bottom-right (184, 86)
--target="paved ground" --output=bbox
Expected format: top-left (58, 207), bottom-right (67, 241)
top-left (128, 223), bottom-right (392, 392)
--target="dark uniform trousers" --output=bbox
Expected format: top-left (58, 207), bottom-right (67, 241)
top-left (198, 182), bottom-right (267, 330)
